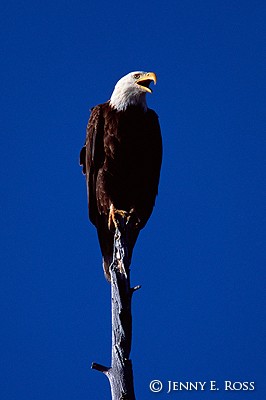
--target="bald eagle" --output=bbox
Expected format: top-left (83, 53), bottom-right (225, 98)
top-left (80, 71), bottom-right (162, 281)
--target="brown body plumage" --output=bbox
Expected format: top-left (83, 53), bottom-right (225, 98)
top-left (80, 72), bottom-right (162, 280)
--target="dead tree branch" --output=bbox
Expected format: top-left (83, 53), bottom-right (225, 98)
top-left (92, 221), bottom-right (138, 399)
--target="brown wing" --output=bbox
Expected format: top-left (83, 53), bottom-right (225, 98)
top-left (80, 103), bottom-right (116, 280)
top-left (140, 108), bottom-right (162, 222)
top-left (79, 105), bottom-right (105, 226)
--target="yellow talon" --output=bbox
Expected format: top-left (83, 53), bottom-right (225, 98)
top-left (108, 204), bottom-right (129, 231)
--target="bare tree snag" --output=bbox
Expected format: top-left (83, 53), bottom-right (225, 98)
top-left (92, 221), bottom-right (138, 399)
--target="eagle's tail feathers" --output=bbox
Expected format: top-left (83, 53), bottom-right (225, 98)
top-left (103, 255), bottom-right (112, 282)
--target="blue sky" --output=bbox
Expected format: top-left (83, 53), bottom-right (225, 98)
top-left (1, 0), bottom-right (265, 399)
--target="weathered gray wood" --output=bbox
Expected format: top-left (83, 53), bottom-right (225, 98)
top-left (92, 222), bottom-right (138, 399)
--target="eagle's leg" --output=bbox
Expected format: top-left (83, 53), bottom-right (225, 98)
top-left (128, 208), bottom-right (141, 228)
top-left (108, 203), bottom-right (129, 231)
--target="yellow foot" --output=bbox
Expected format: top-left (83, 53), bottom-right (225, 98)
top-left (108, 204), bottom-right (129, 231)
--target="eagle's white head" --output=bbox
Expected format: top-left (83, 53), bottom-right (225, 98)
top-left (109, 71), bottom-right (157, 112)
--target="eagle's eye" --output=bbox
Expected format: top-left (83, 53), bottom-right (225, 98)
top-left (133, 74), bottom-right (141, 80)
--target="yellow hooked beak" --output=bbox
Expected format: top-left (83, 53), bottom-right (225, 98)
top-left (136, 72), bottom-right (157, 93)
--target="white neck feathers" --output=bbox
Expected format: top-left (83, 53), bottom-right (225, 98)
top-left (109, 84), bottom-right (147, 112)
